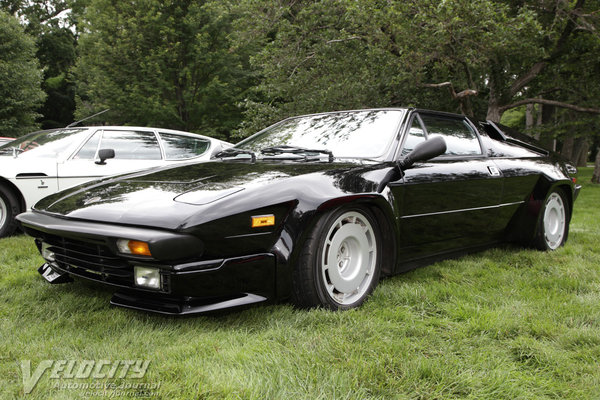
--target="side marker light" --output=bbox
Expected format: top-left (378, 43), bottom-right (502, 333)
top-left (251, 215), bottom-right (275, 228)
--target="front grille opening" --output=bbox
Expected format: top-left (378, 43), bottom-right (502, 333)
top-left (26, 227), bottom-right (170, 293)
top-left (34, 232), bottom-right (133, 287)
top-left (30, 228), bottom-right (129, 285)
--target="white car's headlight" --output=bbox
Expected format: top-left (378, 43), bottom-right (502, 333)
top-left (41, 242), bottom-right (56, 262)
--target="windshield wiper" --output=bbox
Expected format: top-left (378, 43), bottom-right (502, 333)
top-left (213, 147), bottom-right (256, 162)
top-left (260, 145), bottom-right (334, 162)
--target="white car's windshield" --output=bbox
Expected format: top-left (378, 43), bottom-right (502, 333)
top-left (0, 128), bottom-right (88, 158)
top-left (236, 110), bottom-right (404, 159)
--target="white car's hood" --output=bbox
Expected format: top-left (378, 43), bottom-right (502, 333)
top-left (0, 155), bottom-right (57, 179)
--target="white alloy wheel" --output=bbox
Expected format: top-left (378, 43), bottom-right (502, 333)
top-left (320, 211), bottom-right (378, 305)
top-left (0, 195), bottom-right (6, 231)
top-left (543, 192), bottom-right (566, 250)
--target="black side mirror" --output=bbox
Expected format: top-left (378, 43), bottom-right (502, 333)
top-left (397, 136), bottom-right (447, 171)
top-left (95, 148), bottom-right (115, 165)
top-left (377, 136), bottom-right (447, 193)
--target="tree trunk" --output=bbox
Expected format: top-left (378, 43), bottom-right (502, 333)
top-left (592, 148), bottom-right (600, 184)
top-left (562, 136), bottom-right (575, 161)
top-left (534, 103), bottom-right (543, 140)
top-left (538, 102), bottom-right (556, 150)
top-left (573, 137), bottom-right (589, 167)
top-left (486, 101), bottom-right (501, 123)
top-left (526, 103), bottom-right (534, 130)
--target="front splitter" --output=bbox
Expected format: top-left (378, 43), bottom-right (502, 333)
top-left (110, 291), bottom-right (268, 315)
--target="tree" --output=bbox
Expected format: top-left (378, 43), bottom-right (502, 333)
top-left (231, 0), bottom-right (412, 135)
top-left (0, 11), bottom-right (45, 137)
top-left (593, 147), bottom-right (600, 183)
top-left (234, 0), bottom-right (599, 133)
top-left (1, 1), bottom-right (85, 129)
top-left (36, 26), bottom-right (77, 128)
top-left (74, 0), bottom-right (256, 140)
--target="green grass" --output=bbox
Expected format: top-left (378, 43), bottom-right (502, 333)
top-left (1, 168), bottom-right (600, 399)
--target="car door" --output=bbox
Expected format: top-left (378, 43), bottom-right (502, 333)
top-left (57, 129), bottom-right (165, 191)
top-left (389, 111), bottom-right (505, 261)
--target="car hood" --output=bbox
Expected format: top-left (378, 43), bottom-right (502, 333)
top-left (0, 155), bottom-right (58, 178)
top-left (33, 160), bottom-right (390, 230)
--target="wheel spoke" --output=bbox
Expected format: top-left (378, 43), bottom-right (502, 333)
top-left (542, 192), bottom-right (566, 250)
top-left (319, 210), bottom-right (378, 306)
top-left (0, 197), bottom-right (7, 229)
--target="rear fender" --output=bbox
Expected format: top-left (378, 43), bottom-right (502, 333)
top-left (505, 177), bottom-right (574, 245)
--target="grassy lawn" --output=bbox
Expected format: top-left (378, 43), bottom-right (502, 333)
top-left (1, 168), bottom-right (599, 399)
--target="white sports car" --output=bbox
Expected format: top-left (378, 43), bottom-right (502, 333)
top-left (0, 126), bottom-right (231, 237)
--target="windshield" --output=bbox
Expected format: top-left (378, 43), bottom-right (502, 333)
top-left (236, 110), bottom-right (404, 159)
top-left (0, 128), bottom-right (88, 158)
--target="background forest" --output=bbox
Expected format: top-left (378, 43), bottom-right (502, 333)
top-left (1, 0), bottom-right (599, 175)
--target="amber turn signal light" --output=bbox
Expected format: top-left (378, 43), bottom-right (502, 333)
top-left (116, 239), bottom-right (152, 257)
top-left (251, 214), bottom-right (275, 228)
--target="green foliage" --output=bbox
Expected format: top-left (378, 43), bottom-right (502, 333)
top-left (500, 107), bottom-right (526, 130)
top-left (1, 1), bottom-right (82, 129)
top-left (1, 168), bottom-right (600, 398)
top-left (75, 0), bottom-right (256, 140)
top-left (231, 0), bottom-right (540, 132)
top-left (526, 7), bottom-right (600, 148)
top-left (233, 0), bottom-right (599, 135)
top-left (0, 11), bottom-right (45, 137)
top-left (1, 0), bottom-right (597, 142)
top-left (37, 26), bottom-right (77, 128)
top-left (233, 0), bottom-right (413, 135)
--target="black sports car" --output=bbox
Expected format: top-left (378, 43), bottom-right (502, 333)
top-left (17, 109), bottom-right (580, 314)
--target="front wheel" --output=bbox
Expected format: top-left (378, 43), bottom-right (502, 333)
top-left (0, 184), bottom-right (20, 238)
top-left (533, 189), bottom-right (569, 250)
top-left (292, 206), bottom-right (382, 310)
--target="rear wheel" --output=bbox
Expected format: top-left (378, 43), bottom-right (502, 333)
top-left (533, 189), bottom-right (569, 250)
top-left (0, 184), bottom-right (20, 238)
top-left (292, 206), bottom-right (382, 310)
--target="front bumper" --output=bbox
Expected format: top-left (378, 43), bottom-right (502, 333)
top-left (18, 211), bottom-right (277, 315)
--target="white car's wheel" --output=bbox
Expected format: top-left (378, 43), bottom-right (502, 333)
top-left (0, 184), bottom-right (20, 238)
top-left (534, 189), bottom-right (569, 250)
top-left (292, 206), bottom-right (382, 310)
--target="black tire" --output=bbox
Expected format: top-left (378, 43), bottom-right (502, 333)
top-left (533, 188), bottom-right (570, 251)
top-left (291, 206), bottom-right (382, 310)
top-left (0, 183), bottom-right (20, 238)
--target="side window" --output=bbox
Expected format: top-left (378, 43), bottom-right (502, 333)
top-left (159, 133), bottom-right (210, 160)
top-left (99, 130), bottom-right (162, 160)
top-left (401, 117), bottom-right (427, 156)
top-left (74, 131), bottom-right (101, 159)
top-left (420, 115), bottom-right (482, 156)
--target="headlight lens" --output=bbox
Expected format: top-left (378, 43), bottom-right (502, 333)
top-left (134, 266), bottom-right (161, 290)
top-left (41, 242), bottom-right (55, 262)
top-left (117, 239), bottom-right (152, 257)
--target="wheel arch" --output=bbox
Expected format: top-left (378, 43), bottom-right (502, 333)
top-left (0, 177), bottom-right (26, 213)
top-left (555, 183), bottom-right (574, 221)
top-left (314, 194), bottom-right (398, 277)
top-left (505, 177), bottom-right (574, 246)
